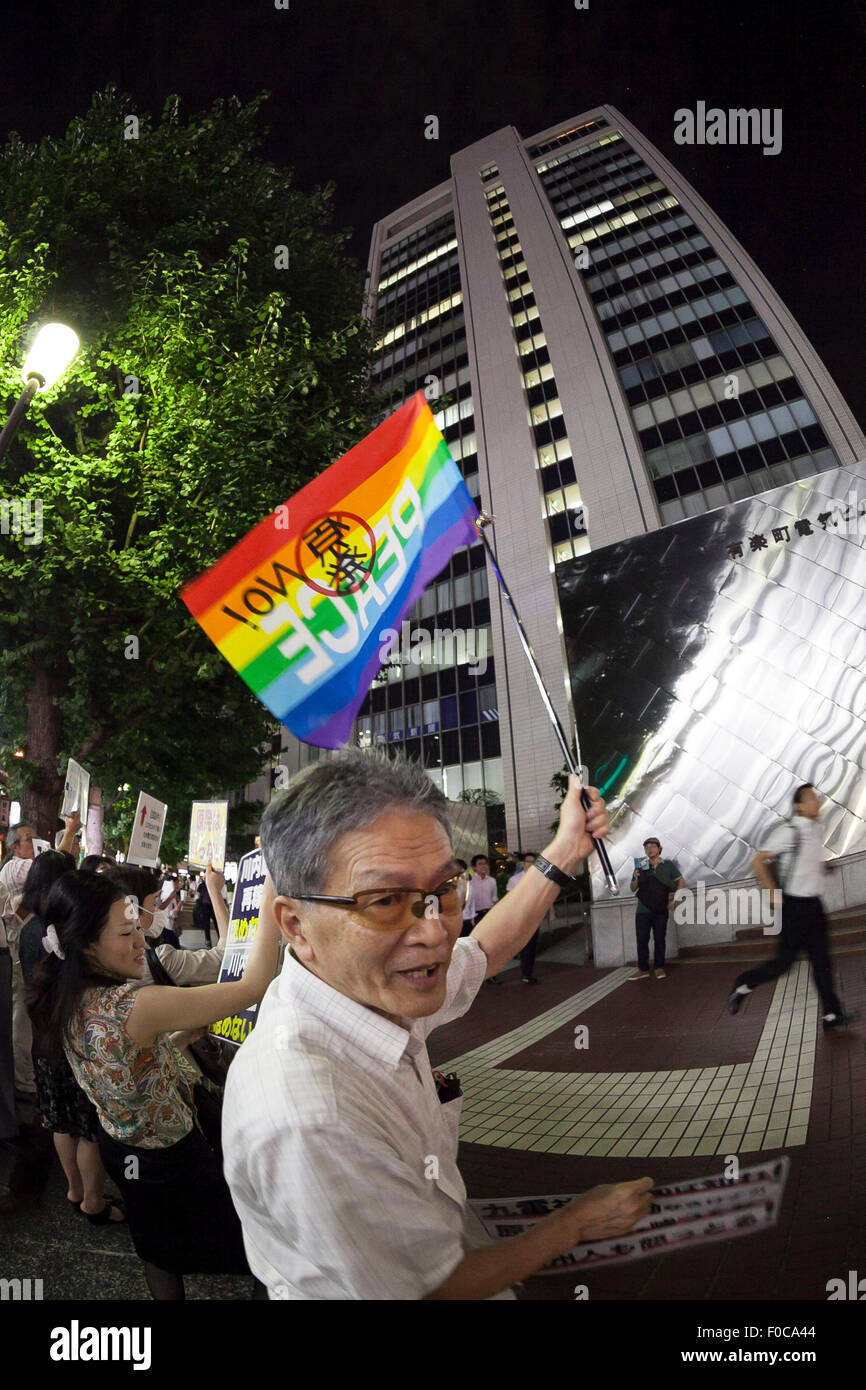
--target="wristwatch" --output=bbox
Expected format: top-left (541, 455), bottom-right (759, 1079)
top-left (532, 855), bottom-right (576, 890)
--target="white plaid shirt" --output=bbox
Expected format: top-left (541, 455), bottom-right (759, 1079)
top-left (223, 936), bottom-right (516, 1299)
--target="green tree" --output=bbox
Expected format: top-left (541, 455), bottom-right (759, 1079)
top-left (0, 88), bottom-right (377, 847)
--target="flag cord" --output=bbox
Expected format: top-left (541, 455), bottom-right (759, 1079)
top-left (474, 515), bottom-right (619, 895)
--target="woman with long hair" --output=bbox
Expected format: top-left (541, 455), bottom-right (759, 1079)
top-left (29, 869), bottom-right (282, 1299)
top-left (19, 852), bottom-right (124, 1224)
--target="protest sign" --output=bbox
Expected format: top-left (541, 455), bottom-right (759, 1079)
top-left (60, 758), bottom-right (91, 818)
top-left (468, 1158), bottom-right (789, 1271)
top-left (210, 847), bottom-right (268, 1046)
top-left (127, 792), bottom-right (168, 868)
top-left (187, 800), bottom-right (229, 872)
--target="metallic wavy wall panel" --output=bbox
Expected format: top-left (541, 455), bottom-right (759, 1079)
top-left (556, 459), bottom-right (866, 898)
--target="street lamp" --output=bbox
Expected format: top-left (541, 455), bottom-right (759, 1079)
top-left (0, 322), bottom-right (80, 463)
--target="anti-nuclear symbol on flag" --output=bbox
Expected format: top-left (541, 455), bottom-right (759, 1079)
top-left (297, 511), bottom-right (377, 597)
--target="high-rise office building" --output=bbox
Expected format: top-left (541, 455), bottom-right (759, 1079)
top-left (361, 106), bottom-right (865, 856)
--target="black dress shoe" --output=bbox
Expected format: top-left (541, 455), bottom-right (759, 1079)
top-left (727, 990), bottom-right (746, 1015)
top-left (521, 976), bottom-right (538, 984)
top-left (823, 1013), bottom-right (853, 1031)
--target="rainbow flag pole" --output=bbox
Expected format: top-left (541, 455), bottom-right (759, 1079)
top-left (181, 391), bottom-right (617, 892)
top-left (181, 392), bottom-right (480, 747)
top-left (473, 513), bottom-right (619, 896)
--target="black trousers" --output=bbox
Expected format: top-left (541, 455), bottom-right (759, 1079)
top-left (635, 911), bottom-right (668, 971)
top-left (520, 929), bottom-right (539, 978)
top-left (194, 907), bottom-right (216, 947)
top-left (733, 895), bottom-right (842, 1015)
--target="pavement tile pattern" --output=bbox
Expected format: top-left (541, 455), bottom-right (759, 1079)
top-left (437, 963), bottom-right (817, 1156)
top-left (429, 952), bottom-right (866, 1300)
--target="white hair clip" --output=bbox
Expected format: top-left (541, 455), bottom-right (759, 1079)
top-left (42, 924), bottom-right (66, 960)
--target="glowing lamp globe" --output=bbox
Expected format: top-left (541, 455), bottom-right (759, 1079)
top-left (22, 323), bottom-right (80, 389)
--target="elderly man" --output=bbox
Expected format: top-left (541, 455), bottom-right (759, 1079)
top-left (223, 752), bottom-right (652, 1300)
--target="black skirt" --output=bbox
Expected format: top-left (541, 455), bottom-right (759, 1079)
top-left (95, 1097), bottom-right (249, 1275)
top-left (33, 1055), bottom-right (100, 1143)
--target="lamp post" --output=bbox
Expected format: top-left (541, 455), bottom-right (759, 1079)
top-left (0, 322), bottom-right (79, 463)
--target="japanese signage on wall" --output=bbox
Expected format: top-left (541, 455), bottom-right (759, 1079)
top-left (187, 800), bottom-right (229, 872)
top-left (127, 792), bottom-right (168, 868)
top-left (469, 1158), bottom-right (788, 1271)
top-left (210, 847), bottom-right (268, 1047)
top-left (725, 496), bottom-right (866, 559)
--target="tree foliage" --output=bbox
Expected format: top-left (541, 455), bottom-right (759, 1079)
top-left (0, 88), bottom-right (377, 856)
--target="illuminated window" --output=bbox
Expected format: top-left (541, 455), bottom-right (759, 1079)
top-left (768, 355), bottom-right (794, 381)
top-left (545, 490), bottom-right (565, 516)
top-left (377, 238), bottom-right (459, 292)
top-left (530, 397), bottom-right (562, 425)
top-left (790, 399), bottom-right (816, 428)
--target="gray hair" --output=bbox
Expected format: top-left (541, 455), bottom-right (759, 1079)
top-left (1, 823), bottom-right (32, 870)
top-left (260, 749), bottom-right (452, 896)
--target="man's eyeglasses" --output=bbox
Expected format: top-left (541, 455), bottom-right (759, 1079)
top-left (292, 875), bottom-right (463, 929)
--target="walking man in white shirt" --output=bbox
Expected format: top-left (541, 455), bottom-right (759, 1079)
top-left (727, 783), bottom-right (850, 1031)
top-left (222, 751), bottom-right (653, 1300)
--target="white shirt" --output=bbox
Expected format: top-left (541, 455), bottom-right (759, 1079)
top-left (223, 936), bottom-right (516, 1300)
top-left (469, 873), bottom-right (498, 912)
top-left (132, 938), bottom-right (225, 988)
top-left (506, 869), bottom-right (525, 892)
top-left (461, 878), bottom-right (475, 921)
top-left (0, 855), bottom-right (31, 902)
top-left (0, 857), bottom-right (32, 948)
top-left (762, 815), bottom-right (830, 897)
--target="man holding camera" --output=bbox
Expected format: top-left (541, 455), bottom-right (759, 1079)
top-left (629, 837), bottom-right (683, 981)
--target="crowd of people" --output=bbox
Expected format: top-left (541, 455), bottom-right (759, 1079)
top-left (0, 816), bottom-right (280, 1295)
top-left (0, 761), bottom-right (850, 1299)
top-left (0, 757), bottom-right (656, 1299)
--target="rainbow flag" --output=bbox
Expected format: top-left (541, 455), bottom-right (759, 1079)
top-left (181, 392), bottom-right (480, 747)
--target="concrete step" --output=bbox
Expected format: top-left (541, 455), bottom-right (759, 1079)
top-left (679, 922), bottom-right (866, 960)
top-left (733, 905), bottom-right (866, 941)
top-left (675, 941), bottom-right (866, 965)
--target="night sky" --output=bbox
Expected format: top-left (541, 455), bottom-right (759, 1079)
top-left (2, 0), bottom-right (864, 425)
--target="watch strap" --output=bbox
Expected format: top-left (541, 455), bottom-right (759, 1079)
top-left (533, 855), bottom-right (575, 889)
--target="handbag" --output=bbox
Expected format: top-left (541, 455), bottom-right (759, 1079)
top-left (635, 868), bottom-right (671, 914)
top-left (145, 946), bottom-right (233, 1089)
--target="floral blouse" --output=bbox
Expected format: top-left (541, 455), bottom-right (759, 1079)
top-left (65, 983), bottom-right (199, 1148)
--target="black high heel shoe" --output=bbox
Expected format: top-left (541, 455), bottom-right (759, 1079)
top-left (81, 1202), bottom-right (125, 1225)
top-left (67, 1191), bottom-right (116, 1213)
